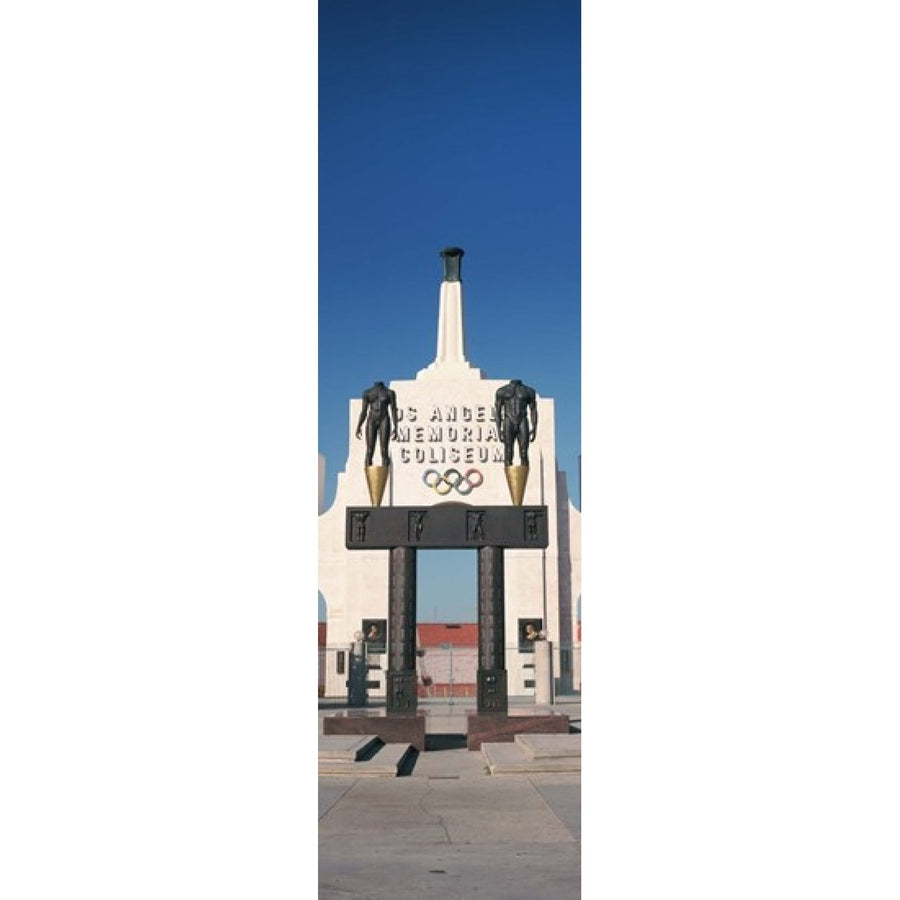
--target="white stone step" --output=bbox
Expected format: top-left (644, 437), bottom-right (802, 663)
top-left (318, 742), bottom-right (416, 777)
top-left (318, 734), bottom-right (382, 761)
top-left (481, 740), bottom-right (581, 775)
top-left (514, 733), bottom-right (581, 759)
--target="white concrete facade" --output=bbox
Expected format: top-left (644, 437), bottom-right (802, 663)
top-left (318, 256), bottom-right (581, 697)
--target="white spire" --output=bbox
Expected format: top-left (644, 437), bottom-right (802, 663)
top-left (417, 247), bottom-right (483, 380)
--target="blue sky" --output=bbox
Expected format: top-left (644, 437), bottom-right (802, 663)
top-left (318, 0), bottom-right (581, 621)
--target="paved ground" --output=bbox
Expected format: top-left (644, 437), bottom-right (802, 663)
top-left (319, 697), bottom-right (581, 899)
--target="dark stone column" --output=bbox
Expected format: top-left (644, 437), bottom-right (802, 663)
top-left (477, 546), bottom-right (508, 713)
top-left (387, 546), bottom-right (417, 714)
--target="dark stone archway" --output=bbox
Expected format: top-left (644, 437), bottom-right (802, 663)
top-left (323, 504), bottom-right (569, 750)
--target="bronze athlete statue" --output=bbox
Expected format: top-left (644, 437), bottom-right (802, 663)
top-left (494, 379), bottom-right (538, 467)
top-left (356, 381), bottom-right (398, 467)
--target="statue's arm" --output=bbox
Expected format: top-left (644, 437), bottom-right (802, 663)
top-left (493, 392), bottom-right (503, 435)
top-left (389, 390), bottom-right (399, 438)
top-left (355, 395), bottom-right (369, 438)
top-left (529, 392), bottom-right (538, 441)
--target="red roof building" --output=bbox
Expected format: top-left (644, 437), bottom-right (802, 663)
top-left (416, 623), bottom-right (478, 648)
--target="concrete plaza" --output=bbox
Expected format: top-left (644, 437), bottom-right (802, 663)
top-left (318, 697), bottom-right (581, 899)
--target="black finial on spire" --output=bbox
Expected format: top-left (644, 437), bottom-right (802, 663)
top-left (439, 247), bottom-right (464, 282)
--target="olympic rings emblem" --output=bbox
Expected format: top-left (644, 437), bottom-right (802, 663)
top-left (422, 467), bottom-right (484, 496)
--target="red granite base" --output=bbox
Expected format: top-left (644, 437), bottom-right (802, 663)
top-left (322, 711), bottom-right (427, 752)
top-left (466, 712), bottom-right (570, 751)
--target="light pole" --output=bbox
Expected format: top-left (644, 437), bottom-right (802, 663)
top-left (441, 641), bottom-right (454, 706)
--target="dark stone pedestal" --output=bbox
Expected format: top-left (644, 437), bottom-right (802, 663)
top-left (476, 669), bottom-right (508, 714)
top-left (323, 711), bottom-right (427, 752)
top-left (466, 711), bottom-right (570, 751)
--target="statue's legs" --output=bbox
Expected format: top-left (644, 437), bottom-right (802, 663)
top-left (378, 417), bottom-right (391, 465)
top-left (364, 419), bottom-right (378, 466)
top-left (502, 418), bottom-right (517, 465)
top-left (516, 423), bottom-right (529, 466)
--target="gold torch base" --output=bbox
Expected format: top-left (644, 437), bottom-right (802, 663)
top-left (365, 465), bottom-right (389, 507)
top-left (504, 465), bottom-right (529, 506)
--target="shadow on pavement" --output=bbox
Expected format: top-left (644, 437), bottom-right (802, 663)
top-left (425, 733), bottom-right (468, 751)
top-left (397, 748), bottom-right (419, 776)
